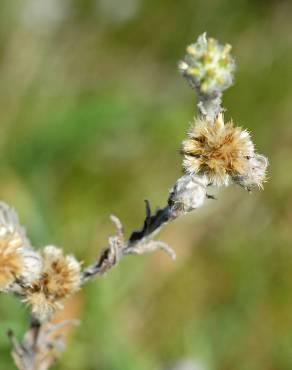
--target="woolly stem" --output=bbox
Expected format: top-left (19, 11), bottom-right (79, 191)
top-left (197, 93), bottom-right (222, 121)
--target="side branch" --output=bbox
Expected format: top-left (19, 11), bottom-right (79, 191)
top-left (81, 202), bottom-right (175, 283)
top-left (81, 174), bottom-right (209, 283)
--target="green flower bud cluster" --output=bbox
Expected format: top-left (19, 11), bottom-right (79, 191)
top-left (179, 33), bottom-right (235, 96)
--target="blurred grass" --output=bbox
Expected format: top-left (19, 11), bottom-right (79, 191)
top-left (0, 0), bottom-right (292, 369)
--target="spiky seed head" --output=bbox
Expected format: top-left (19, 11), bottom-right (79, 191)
top-left (179, 33), bottom-right (235, 96)
top-left (0, 202), bottom-right (42, 292)
top-left (25, 245), bottom-right (81, 322)
top-left (182, 114), bottom-right (255, 186)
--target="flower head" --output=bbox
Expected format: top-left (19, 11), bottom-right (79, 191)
top-left (25, 245), bottom-right (81, 322)
top-left (0, 202), bottom-right (41, 292)
top-left (182, 114), bottom-right (255, 186)
top-left (179, 33), bottom-right (235, 96)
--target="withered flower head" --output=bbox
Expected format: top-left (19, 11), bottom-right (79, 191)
top-left (182, 114), bottom-right (255, 186)
top-left (0, 202), bottom-right (41, 292)
top-left (25, 246), bottom-right (81, 322)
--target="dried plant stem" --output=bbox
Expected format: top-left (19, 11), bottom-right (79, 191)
top-left (1, 34), bottom-right (268, 370)
top-left (8, 318), bottom-right (79, 370)
top-left (81, 174), bottom-right (212, 283)
top-left (81, 202), bottom-right (176, 282)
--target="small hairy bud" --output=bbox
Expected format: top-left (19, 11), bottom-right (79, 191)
top-left (16, 249), bottom-right (42, 290)
top-left (182, 114), bottom-right (255, 186)
top-left (232, 154), bottom-right (268, 190)
top-left (24, 246), bottom-right (81, 322)
top-left (179, 33), bottom-right (235, 96)
top-left (168, 174), bottom-right (208, 217)
top-left (0, 202), bottom-right (42, 292)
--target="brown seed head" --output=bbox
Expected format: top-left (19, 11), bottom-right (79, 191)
top-left (0, 202), bottom-right (41, 292)
top-left (0, 233), bottom-right (23, 290)
top-left (182, 114), bottom-right (255, 186)
top-left (25, 246), bottom-right (81, 321)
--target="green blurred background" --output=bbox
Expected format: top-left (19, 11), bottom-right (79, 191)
top-left (0, 0), bottom-right (291, 369)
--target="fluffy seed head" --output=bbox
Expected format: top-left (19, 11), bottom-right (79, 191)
top-left (179, 33), bottom-right (235, 96)
top-left (0, 202), bottom-right (41, 292)
top-left (25, 245), bottom-right (81, 322)
top-left (182, 114), bottom-right (255, 186)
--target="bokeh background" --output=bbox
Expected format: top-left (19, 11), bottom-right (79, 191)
top-left (0, 0), bottom-right (291, 369)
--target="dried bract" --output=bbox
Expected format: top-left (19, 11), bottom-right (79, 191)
top-left (25, 246), bottom-right (81, 322)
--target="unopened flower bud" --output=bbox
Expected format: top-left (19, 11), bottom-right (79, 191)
top-left (179, 33), bottom-right (235, 97)
top-left (232, 154), bottom-right (268, 191)
top-left (20, 248), bottom-right (42, 285)
top-left (168, 174), bottom-right (208, 217)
